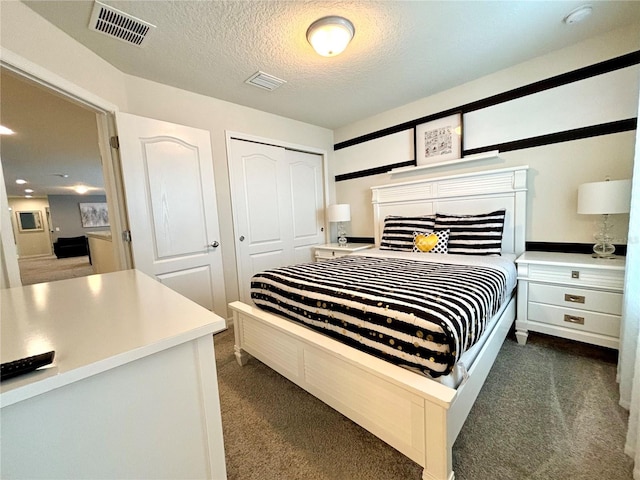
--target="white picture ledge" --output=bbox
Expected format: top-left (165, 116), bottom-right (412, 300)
top-left (390, 150), bottom-right (500, 175)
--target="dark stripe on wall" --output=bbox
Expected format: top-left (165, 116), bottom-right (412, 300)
top-left (526, 242), bottom-right (627, 256)
top-left (346, 240), bottom-right (627, 255)
top-left (334, 50), bottom-right (640, 151)
top-left (346, 236), bottom-right (375, 244)
top-left (335, 160), bottom-right (416, 182)
top-left (463, 118), bottom-right (638, 157)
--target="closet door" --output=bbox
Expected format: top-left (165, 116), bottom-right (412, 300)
top-left (287, 150), bottom-right (325, 264)
top-left (229, 139), bottom-right (324, 303)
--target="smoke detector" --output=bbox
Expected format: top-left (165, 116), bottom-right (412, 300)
top-left (89, 1), bottom-right (156, 47)
top-left (563, 5), bottom-right (593, 25)
top-left (245, 71), bottom-right (287, 91)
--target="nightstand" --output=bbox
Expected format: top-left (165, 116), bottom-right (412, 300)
top-left (515, 251), bottom-right (625, 349)
top-left (314, 243), bottom-right (374, 262)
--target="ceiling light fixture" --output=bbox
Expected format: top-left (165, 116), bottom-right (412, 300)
top-left (25, 189), bottom-right (34, 193)
top-left (306, 16), bottom-right (355, 57)
top-left (15, 179), bottom-right (27, 185)
top-left (74, 185), bottom-right (89, 194)
top-left (563, 5), bottom-right (593, 25)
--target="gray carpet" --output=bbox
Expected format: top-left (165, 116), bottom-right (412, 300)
top-left (18, 254), bottom-right (94, 285)
top-left (214, 326), bottom-right (633, 480)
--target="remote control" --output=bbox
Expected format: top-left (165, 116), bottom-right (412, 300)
top-left (1, 351), bottom-right (55, 381)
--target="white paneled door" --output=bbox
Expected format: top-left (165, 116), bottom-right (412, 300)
top-left (116, 112), bottom-right (226, 315)
top-left (228, 139), bottom-right (324, 303)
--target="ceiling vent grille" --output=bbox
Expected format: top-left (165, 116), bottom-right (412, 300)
top-left (89, 1), bottom-right (156, 47)
top-left (245, 71), bottom-right (287, 91)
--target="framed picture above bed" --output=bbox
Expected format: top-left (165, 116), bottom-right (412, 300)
top-left (415, 112), bottom-right (462, 166)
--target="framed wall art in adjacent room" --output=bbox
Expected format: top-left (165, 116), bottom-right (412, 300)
top-left (79, 202), bottom-right (109, 228)
top-left (415, 112), bottom-right (462, 166)
top-left (16, 211), bottom-right (44, 232)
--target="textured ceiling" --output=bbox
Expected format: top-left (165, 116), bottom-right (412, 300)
top-left (20, 0), bottom-right (640, 129)
top-left (3, 1), bottom-right (640, 198)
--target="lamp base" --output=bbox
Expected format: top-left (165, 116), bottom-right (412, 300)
top-left (592, 240), bottom-right (617, 259)
top-left (337, 222), bottom-right (348, 247)
top-left (591, 215), bottom-right (617, 259)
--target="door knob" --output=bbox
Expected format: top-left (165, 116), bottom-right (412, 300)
top-left (239, 236), bottom-right (245, 242)
top-left (209, 241), bottom-right (220, 248)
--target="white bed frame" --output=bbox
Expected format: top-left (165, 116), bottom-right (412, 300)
top-left (229, 166), bottom-right (528, 480)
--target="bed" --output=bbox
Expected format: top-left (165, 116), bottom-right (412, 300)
top-left (229, 166), bottom-right (528, 480)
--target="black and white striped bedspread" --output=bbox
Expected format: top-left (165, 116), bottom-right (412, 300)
top-left (250, 253), bottom-right (516, 378)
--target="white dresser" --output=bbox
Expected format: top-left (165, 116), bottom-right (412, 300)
top-left (1, 270), bottom-right (227, 479)
top-left (313, 243), bottom-right (374, 262)
top-left (515, 251), bottom-right (626, 349)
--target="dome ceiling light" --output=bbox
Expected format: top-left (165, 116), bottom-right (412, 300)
top-left (306, 16), bottom-right (355, 57)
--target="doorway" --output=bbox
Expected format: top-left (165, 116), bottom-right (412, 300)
top-left (0, 67), bottom-right (124, 285)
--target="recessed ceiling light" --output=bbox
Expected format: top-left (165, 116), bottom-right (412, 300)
top-left (25, 189), bottom-right (34, 193)
top-left (563, 5), bottom-right (593, 25)
top-left (25, 195), bottom-right (33, 199)
top-left (16, 179), bottom-right (27, 185)
top-left (0, 125), bottom-right (15, 135)
top-left (74, 185), bottom-right (89, 194)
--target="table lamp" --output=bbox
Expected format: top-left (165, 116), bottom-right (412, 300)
top-left (327, 204), bottom-right (351, 246)
top-left (577, 178), bottom-right (631, 258)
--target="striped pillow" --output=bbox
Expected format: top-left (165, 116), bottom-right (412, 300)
top-left (380, 215), bottom-right (435, 251)
top-left (434, 210), bottom-right (506, 256)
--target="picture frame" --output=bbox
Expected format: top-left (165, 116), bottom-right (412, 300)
top-left (415, 112), bottom-right (463, 166)
top-left (16, 211), bottom-right (44, 232)
top-left (79, 202), bottom-right (110, 228)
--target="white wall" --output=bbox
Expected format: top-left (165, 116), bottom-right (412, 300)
top-left (122, 76), bottom-right (333, 305)
top-left (333, 25), bottom-right (639, 247)
top-left (0, 1), bottom-right (333, 309)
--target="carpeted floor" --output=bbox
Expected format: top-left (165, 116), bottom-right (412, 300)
top-left (18, 254), bottom-right (95, 285)
top-left (214, 326), bottom-right (633, 480)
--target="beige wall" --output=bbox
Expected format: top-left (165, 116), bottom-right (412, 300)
top-left (8, 197), bottom-right (51, 257)
top-left (332, 25), bottom-right (639, 247)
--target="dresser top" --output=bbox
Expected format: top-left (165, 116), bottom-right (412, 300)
top-left (1, 269), bottom-right (226, 406)
top-left (516, 251), bottom-right (626, 270)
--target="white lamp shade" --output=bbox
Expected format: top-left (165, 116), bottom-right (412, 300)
top-left (306, 16), bottom-right (355, 57)
top-left (577, 179), bottom-right (632, 214)
top-left (327, 204), bottom-right (351, 222)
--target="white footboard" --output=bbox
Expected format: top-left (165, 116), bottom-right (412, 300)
top-left (230, 296), bottom-right (515, 480)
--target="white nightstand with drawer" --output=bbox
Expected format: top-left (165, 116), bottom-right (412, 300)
top-left (314, 243), bottom-right (374, 262)
top-left (515, 251), bottom-right (626, 349)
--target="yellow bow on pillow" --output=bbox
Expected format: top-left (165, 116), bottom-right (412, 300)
top-left (414, 233), bottom-right (439, 252)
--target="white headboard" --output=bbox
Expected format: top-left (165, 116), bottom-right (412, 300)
top-left (371, 166), bottom-right (528, 256)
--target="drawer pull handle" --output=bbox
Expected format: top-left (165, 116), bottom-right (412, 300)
top-left (564, 314), bottom-right (585, 325)
top-left (564, 294), bottom-right (585, 304)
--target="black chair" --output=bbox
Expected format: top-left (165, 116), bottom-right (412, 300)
top-left (53, 236), bottom-right (89, 259)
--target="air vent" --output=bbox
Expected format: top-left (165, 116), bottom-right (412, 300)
top-left (89, 1), bottom-right (156, 47)
top-left (245, 71), bottom-right (287, 91)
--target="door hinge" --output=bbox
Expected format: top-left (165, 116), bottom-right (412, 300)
top-left (122, 230), bottom-right (132, 242)
top-left (110, 136), bottom-right (120, 149)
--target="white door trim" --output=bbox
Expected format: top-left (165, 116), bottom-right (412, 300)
top-left (1, 47), bottom-right (118, 113)
top-left (0, 47), bottom-right (132, 284)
